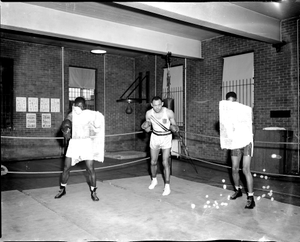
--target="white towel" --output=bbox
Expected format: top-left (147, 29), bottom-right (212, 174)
top-left (66, 109), bottom-right (105, 166)
top-left (219, 100), bottom-right (253, 153)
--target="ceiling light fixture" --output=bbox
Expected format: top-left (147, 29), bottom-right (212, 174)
top-left (91, 49), bottom-right (106, 54)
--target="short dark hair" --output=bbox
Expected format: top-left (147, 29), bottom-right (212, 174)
top-left (74, 97), bottom-right (86, 107)
top-left (226, 92), bottom-right (237, 100)
top-left (151, 96), bottom-right (162, 103)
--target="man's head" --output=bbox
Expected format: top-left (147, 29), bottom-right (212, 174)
top-left (73, 97), bottom-right (86, 114)
top-left (151, 96), bottom-right (164, 113)
top-left (226, 92), bottom-right (237, 102)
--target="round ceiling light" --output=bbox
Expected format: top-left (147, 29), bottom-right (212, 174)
top-left (91, 49), bottom-right (107, 54)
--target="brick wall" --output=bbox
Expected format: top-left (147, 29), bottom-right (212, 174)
top-left (185, 17), bottom-right (299, 173)
top-left (1, 40), bottom-right (64, 160)
top-left (1, 18), bottom-right (299, 172)
top-left (1, 40), bottom-right (140, 160)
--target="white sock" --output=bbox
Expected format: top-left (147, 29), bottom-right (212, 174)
top-left (162, 184), bottom-right (171, 196)
top-left (61, 183), bottom-right (67, 187)
top-left (235, 186), bottom-right (240, 190)
top-left (248, 192), bottom-right (254, 196)
top-left (149, 177), bottom-right (158, 189)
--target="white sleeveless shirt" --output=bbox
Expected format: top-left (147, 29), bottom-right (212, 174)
top-left (150, 107), bottom-right (171, 135)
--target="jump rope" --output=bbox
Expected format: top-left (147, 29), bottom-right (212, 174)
top-left (150, 115), bottom-right (199, 174)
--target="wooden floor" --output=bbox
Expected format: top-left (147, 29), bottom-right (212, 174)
top-left (1, 155), bottom-right (300, 241)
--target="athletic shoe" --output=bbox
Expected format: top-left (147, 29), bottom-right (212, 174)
top-left (245, 196), bottom-right (255, 209)
top-left (91, 187), bottom-right (99, 201)
top-left (148, 179), bottom-right (158, 190)
top-left (162, 185), bottom-right (171, 196)
top-left (54, 187), bottom-right (66, 199)
top-left (230, 188), bottom-right (243, 200)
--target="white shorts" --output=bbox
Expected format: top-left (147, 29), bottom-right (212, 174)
top-left (150, 133), bottom-right (172, 150)
top-left (66, 138), bottom-right (94, 166)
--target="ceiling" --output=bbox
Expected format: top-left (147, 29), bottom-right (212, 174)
top-left (1, 1), bottom-right (300, 58)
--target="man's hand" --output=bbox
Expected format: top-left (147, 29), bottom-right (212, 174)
top-left (141, 121), bottom-right (152, 133)
top-left (170, 124), bottom-right (179, 133)
top-left (62, 127), bottom-right (71, 140)
top-left (89, 122), bottom-right (101, 133)
top-left (61, 119), bottom-right (72, 140)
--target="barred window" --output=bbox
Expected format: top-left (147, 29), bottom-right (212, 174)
top-left (162, 65), bottom-right (184, 126)
top-left (222, 53), bottom-right (254, 107)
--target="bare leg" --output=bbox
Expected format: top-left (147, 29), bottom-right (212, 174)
top-left (162, 148), bottom-right (171, 196)
top-left (243, 155), bottom-right (255, 208)
top-left (55, 157), bottom-right (72, 198)
top-left (148, 148), bottom-right (160, 189)
top-left (230, 155), bottom-right (243, 199)
top-left (231, 155), bottom-right (241, 188)
top-left (242, 156), bottom-right (253, 193)
top-left (150, 148), bottom-right (160, 178)
top-left (85, 160), bottom-right (99, 201)
top-left (85, 159), bottom-right (96, 187)
top-left (61, 157), bottom-right (72, 184)
top-left (161, 148), bottom-right (171, 184)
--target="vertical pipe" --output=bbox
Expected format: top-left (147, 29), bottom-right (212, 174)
top-left (155, 55), bottom-right (157, 96)
top-left (104, 55), bottom-right (106, 117)
top-left (61, 46), bottom-right (65, 156)
top-left (61, 47), bottom-right (65, 119)
top-left (184, 58), bottom-right (187, 145)
top-left (297, 19), bottom-right (299, 174)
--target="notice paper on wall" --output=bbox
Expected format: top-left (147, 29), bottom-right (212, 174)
top-left (40, 98), bottom-right (50, 112)
top-left (28, 97), bottom-right (39, 112)
top-left (51, 98), bottom-right (60, 113)
top-left (26, 113), bottom-right (36, 128)
top-left (16, 97), bottom-right (27, 112)
top-left (42, 113), bottom-right (51, 128)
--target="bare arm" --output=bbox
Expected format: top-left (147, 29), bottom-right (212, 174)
top-left (141, 110), bottom-right (152, 132)
top-left (167, 109), bottom-right (179, 132)
top-left (61, 112), bottom-right (72, 140)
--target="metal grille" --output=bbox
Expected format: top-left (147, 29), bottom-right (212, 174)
top-left (163, 86), bottom-right (183, 126)
top-left (222, 78), bottom-right (254, 107)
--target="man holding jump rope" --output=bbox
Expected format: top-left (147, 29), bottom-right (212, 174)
top-left (141, 96), bottom-right (179, 196)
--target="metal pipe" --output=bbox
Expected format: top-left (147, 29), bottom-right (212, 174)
top-left (61, 46), bottom-right (65, 157)
top-left (61, 47), bottom-right (65, 119)
top-left (155, 55), bottom-right (157, 96)
top-left (297, 18), bottom-right (299, 174)
top-left (185, 58), bottom-right (187, 145)
top-left (104, 55), bottom-right (106, 117)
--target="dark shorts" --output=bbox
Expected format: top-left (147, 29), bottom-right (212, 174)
top-left (231, 143), bottom-right (252, 157)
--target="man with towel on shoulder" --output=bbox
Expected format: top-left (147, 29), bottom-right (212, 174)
top-left (55, 97), bottom-right (105, 201)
